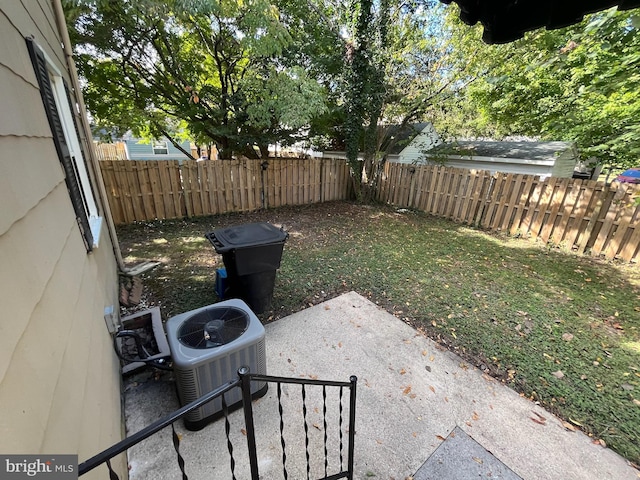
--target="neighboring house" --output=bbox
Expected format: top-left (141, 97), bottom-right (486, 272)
top-left (1, 1), bottom-right (125, 477)
top-left (393, 139), bottom-right (579, 179)
top-left (123, 135), bottom-right (192, 161)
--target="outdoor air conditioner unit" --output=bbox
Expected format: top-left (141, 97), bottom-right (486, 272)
top-left (165, 299), bottom-right (267, 431)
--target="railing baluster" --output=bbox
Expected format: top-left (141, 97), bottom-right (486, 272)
top-left (339, 385), bottom-right (344, 471)
top-left (323, 385), bottom-right (328, 478)
top-left (239, 367), bottom-right (260, 480)
top-left (171, 423), bottom-right (188, 480)
top-left (105, 459), bottom-right (119, 480)
top-left (222, 393), bottom-right (237, 480)
top-left (277, 382), bottom-right (289, 480)
top-left (347, 376), bottom-right (358, 480)
top-left (302, 384), bottom-right (311, 480)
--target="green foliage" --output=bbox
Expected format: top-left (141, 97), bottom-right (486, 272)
top-left (65, 0), bottom-right (328, 158)
top-left (441, 7), bottom-right (640, 169)
top-left (342, 0), bottom-right (452, 198)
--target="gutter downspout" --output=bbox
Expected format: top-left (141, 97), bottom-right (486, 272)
top-left (52, 0), bottom-right (127, 272)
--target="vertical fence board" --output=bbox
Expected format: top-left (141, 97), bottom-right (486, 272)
top-left (604, 188), bottom-right (639, 259)
top-left (619, 204), bottom-right (640, 261)
top-left (539, 179), bottom-right (569, 243)
top-left (591, 186), bottom-right (628, 255)
top-left (575, 183), bottom-right (607, 253)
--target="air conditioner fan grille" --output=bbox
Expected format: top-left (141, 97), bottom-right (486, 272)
top-left (177, 306), bottom-right (249, 349)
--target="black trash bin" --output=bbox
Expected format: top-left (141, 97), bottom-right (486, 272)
top-left (205, 222), bottom-right (288, 314)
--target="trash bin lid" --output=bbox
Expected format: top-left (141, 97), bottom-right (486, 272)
top-left (206, 222), bottom-right (288, 253)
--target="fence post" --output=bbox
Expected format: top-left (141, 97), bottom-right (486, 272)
top-left (239, 367), bottom-right (260, 480)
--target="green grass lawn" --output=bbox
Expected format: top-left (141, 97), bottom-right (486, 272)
top-left (117, 201), bottom-right (640, 464)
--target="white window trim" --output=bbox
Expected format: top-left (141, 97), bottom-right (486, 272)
top-left (152, 140), bottom-right (169, 155)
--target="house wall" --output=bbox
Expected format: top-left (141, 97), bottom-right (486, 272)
top-left (125, 138), bottom-right (191, 161)
top-left (0, 1), bottom-right (124, 477)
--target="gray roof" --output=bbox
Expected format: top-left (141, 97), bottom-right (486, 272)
top-left (426, 141), bottom-right (575, 161)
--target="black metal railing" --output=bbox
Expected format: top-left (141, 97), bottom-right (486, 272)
top-left (79, 367), bottom-right (357, 480)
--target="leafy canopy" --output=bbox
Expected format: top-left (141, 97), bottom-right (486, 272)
top-left (65, 0), bottom-right (327, 158)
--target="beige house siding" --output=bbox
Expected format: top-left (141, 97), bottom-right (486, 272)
top-left (0, 1), bottom-right (124, 477)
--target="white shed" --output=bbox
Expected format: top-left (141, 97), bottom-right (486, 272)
top-left (394, 140), bottom-right (579, 179)
top-left (387, 123), bottom-right (442, 162)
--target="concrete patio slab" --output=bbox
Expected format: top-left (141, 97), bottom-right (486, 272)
top-left (123, 292), bottom-right (638, 480)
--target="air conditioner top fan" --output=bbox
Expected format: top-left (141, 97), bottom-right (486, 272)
top-left (177, 306), bottom-right (249, 349)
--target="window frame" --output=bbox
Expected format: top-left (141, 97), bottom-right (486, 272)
top-left (26, 37), bottom-right (103, 251)
top-left (152, 140), bottom-right (169, 155)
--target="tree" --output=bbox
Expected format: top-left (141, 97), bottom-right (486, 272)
top-left (342, 0), bottom-right (455, 199)
top-left (440, 7), bottom-right (640, 170)
top-left (65, 0), bottom-right (327, 158)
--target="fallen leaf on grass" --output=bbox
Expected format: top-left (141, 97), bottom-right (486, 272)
top-left (552, 370), bottom-right (565, 379)
top-left (568, 418), bottom-right (583, 427)
top-left (621, 384), bottom-right (634, 391)
top-left (633, 399), bottom-right (640, 406)
top-left (592, 439), bottom-right (607, 448)
top-left (562, 333), bottom-right (574, 342)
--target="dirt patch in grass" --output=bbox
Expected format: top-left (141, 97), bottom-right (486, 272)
top-left (117, 201), bottom-right (640, 465)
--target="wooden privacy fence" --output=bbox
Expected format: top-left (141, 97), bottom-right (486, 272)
top-left (94, 142), bottom-right (127, 161)
top-left (378, 163), bottom-right (640, 262)
top-left (99, 158), bottom-right (352, 225)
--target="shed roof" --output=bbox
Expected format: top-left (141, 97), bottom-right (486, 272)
top-left (426, 141), bottom-right (575, 161)
top-left (441, 0), bottom-right (640, 44)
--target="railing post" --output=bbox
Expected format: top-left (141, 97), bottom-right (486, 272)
top-left (239, 367), bottom-right (260, 480)
top-left (347, 375), bottom-right (357, 480)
